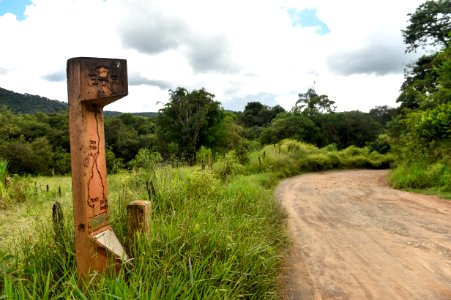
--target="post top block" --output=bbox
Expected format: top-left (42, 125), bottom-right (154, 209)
top-left (67, 57), bottom-right (128, 106)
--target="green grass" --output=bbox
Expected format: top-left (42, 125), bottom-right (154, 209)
top-left (389, 162), bottom-right (451, 199)
top-left (244, 139), bottom-right (393, 178)
top-left (0, 139), bottom-right (394, 298)
top-left (1, 167), bottom-right (287, 299)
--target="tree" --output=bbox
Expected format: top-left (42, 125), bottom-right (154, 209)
top-left (105, 114), bottom-right (158, 164)
top-left (391, 0), bottom-right (451, 166)
top-left (402, 0), bottom-right (450, 53)
top-left (368, 105), bottom-right (398, 125)
top-left (397, 53), bottom-right (442, 110)
top-left (260, 113), bottom-right (319, 145)
top-left (311, 112), bottom-right (383, 149)
top-left (241, 102), bottom-right (286, 128)
top-left (294, 88), bottom-right (336, 115)
top-left (157, 87), bottom-right (225, 164)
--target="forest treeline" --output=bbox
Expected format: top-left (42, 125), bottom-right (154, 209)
top-left (0, 0), bottom-right (449, 194)
top-left (0, 95), bottom-right (394, 175)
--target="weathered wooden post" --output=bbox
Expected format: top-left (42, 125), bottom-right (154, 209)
top-left (127, 200), bottom-right (151, 240)
top-left (67, 57), bottom-right (128, 278)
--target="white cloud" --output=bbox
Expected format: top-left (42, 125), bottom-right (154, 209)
top-left (0, 0), bottom-right (426, 113)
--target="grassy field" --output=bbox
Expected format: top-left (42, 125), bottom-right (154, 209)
top-left (0, 140), bottom-right (394, 299)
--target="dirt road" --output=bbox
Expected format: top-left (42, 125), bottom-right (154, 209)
top-left (276, 170), bottom-right (451, 300)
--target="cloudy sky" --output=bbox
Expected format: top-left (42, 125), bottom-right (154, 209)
top-left (0, 0), bottom-right (425, 113)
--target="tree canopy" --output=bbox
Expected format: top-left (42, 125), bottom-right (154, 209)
top-left (157, 87), bottom-right (225, 164)
top-left (294, 88), bottom-right (336, 115)
top-left (402, 0), bottom-right (450, 53)
top-left (391, 0), bottom-right (451, 165)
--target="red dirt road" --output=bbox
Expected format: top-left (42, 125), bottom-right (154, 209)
top-left (276, 170), bottom-right (451, 300)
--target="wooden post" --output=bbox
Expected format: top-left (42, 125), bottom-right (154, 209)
top-left (67, 57), bottom-right (128, 278)
top-left (52, 201), bottom-right (64, 242)
top-left (127, 200), bottom-right (151, 240)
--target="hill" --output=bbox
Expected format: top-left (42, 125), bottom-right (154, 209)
top-left (0, 87), bottom-right (68, 114)
top-left (0, 87), bottom-right (158, 117)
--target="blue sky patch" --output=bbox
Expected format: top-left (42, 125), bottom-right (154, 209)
top-left (288, 8), bottom-right (330, 35)
top-left (0, 0), bottom-right (32, 21)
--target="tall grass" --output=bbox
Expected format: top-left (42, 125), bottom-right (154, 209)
top-left (0, 160), bottom-right (9, 209)
top-left (243, 139), bottom-right (393, 178)
top-left (389, 162), bottom-right (451, 197)
top-left (1, 167), bottom-right (287, 299)
top-left (1, 139), bottom-right (393, 298)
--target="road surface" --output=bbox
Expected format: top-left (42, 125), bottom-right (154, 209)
top-left (276, 170), bottom-right (451, 300)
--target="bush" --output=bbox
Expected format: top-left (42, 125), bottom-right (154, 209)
top-left (129, 148), bottom-right (162, 172)
top-left (390, 162), bottom-right (451, 192)
top-left (322, 143), bottom-right (337, 152)
top-left (196, 146), bottom-right (213, 169)
top-left (186, 169), bottom-right (219, 199)
top-left (212, 151), bottom-right (244, 180)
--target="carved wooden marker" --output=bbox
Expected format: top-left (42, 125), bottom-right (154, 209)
top-left (67, 57), bottom-right (128, 278)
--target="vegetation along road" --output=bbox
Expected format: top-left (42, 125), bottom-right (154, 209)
top-left (277, 170), bottom-right (451, 300)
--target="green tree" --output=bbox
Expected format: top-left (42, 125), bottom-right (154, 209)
top-left (391, 0), bottom-right (451, 167)
top-left (105, 114), bottom-right (158, 164)
top-left (311, 112), bottom-right (383, 149)
top-left (397, 53), bottom-right (443, 110)
top-left (368, 105), bottom-right (398, 126)
top-left (402, 0), bottom-right (450, 53)
top-left (240, 102), bottom-right (285, 128)
top-left (260, 113), bottom-right (319, 145)
top-left (294, 88), bottom-right (336, 115)
top-left (157, 87), bottom-right (225, 164)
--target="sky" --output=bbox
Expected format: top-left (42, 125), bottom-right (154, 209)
top-left (0, 0), bottom-right (426, 113)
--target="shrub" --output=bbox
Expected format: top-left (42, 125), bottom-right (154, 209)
top-left (212, 151), bottom-right (244, 180)
top-left (322, 143), bottom-right (337, 152)
top-left (196, 146), bottom-right (213, 169)
top-left (129, 149), bottom-right (162, 172)
top-left (186, 169), bottom-right (219, 200)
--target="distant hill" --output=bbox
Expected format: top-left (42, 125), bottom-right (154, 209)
top-left (104, 111), bottom-right (159, 118)
top-left (0, 87), bottom-right (158, 117)
top-left (0, 87), bottom-right (68, 114)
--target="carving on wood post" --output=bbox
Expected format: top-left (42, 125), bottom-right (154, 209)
top-left (67, 57), bottom-right (128, 278)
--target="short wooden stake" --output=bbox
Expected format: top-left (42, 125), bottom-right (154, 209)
top-left (52, 201), bottom-right (64, 242)
top-left (127, 200), bottom-right (151, 240)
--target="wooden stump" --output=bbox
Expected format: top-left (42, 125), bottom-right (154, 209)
top-left (127, 200), bottom-right (151, 240)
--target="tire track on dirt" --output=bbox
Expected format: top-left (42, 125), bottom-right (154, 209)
top-left (277, 170), bottom-right (451, 300)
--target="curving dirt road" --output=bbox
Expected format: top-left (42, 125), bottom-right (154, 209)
top-left (276, 170), bottom-right (451, 300)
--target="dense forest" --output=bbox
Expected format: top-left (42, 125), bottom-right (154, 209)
top-left (0, 89), bottom-right (394, 175)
